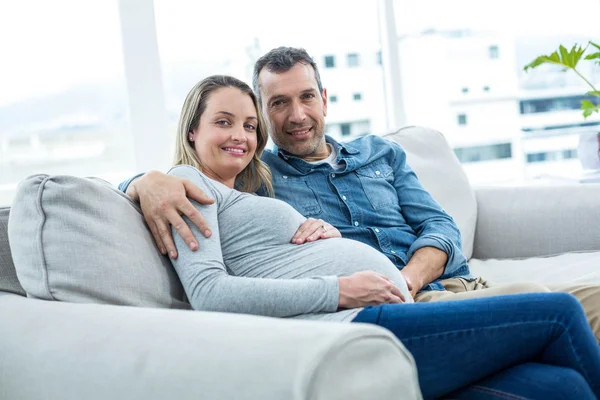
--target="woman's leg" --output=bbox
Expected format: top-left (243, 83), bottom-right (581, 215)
top-left (448, 363), bottom-right (595, 400)
top-left (352, 292), bottom-right (600, 400)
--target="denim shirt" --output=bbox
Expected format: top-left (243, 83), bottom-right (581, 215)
top-left (118, 135), bottom-right (473, 292)
top-left (258, 135), bottom-right (472, 291)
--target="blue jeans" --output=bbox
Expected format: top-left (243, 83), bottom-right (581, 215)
top-left (352, 293), bottom-right (600, 399)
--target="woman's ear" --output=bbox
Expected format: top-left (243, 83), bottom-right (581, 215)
top-left (188, 131), bottom-right (195, 142)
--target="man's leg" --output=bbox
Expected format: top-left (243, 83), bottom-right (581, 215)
top-left (414, 277), bottom-right (551, 303)
top-left (548, 284), bottom-right (600, 344)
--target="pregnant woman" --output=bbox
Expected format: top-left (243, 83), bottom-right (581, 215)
top-left (139, 75), bottom-right (600, 399)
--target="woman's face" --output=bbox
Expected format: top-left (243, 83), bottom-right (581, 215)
top-left (190, 87), bottom-right (259, 187)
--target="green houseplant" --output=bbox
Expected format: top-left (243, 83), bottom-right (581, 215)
top-left (524, 42), bottom-right (600, 118)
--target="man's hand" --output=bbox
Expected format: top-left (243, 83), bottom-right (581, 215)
top-left (338, 271), bottom-right (405, 309)
top-left (127, 170), bottom-right (215, 259)
top-left (291, 218), bottom-right (341, 244)
top-left (400, 246), bottom-right (448, 297)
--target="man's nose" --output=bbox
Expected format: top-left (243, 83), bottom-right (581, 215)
top-left (289, 101), bottom-right (306, 124)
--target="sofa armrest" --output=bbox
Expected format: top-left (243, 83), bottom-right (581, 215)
top-left (0, 294), bottom-right (421, 400)
top-left (472, 184), bottom-right (600, 260)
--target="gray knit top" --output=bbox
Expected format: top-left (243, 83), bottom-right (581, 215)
top-left (168, 165), bottom-right (412, 322)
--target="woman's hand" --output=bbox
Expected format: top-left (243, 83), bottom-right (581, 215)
top-left (338, 271), bottom-right (405, 308)
top-left (291, 218), bottom-right (341, 244)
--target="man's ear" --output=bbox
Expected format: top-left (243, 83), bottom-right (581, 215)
top-left (321, 88), bottom-right (328, 117)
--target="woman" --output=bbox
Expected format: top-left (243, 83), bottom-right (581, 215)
top-left (169, 75), bottom-right (600, 399)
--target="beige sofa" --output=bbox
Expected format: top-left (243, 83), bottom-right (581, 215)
top-left (1, 126), bottom-right (599, 400)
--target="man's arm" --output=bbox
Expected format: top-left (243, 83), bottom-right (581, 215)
top-left (118, 170), bottom-right (215, 259)
top-left (388, 141), bottom-right (467, 291)
top-left (400, 247), bottom-right (447, 296)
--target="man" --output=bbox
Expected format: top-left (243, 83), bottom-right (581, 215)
top-left (120, 47), bottom-right (600, 339)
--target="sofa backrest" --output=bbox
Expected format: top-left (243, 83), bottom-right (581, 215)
top-left (0, 207), bottom-right (26, 296)
top-left (384, 126), bottom-right (477, 260)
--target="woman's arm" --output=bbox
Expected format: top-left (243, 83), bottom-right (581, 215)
top-left (168, 165), bottom-right (340, 318)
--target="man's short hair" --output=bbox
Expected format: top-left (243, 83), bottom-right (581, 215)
top-left (252, 47), bottom-right (324, 102)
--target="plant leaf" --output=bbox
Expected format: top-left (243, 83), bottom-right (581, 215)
top-left (584, 52), bottom-right (600, 61)
top-left (589, 41), bottom-right (600, 51)
top-left (524, 44), bottom-right (586, 71)
top-left (588, 91), bottom-right (600, 97)
top-left (581, 99), bottom-right (600, 118)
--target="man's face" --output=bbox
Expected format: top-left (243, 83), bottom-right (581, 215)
top-left (258, 63), bottom-right (328, 158)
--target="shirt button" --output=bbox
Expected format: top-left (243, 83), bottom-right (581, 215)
top-left (375, 170), bottom-right (381, 175)
top-left (354, 221), bottom-right (359, 226)
top-left (342, 195), bottom-right (347, 201)
top-left (374, 228), bottom-right (380, 233)
top-left (331, 173), bottom-right (336, 178)
top-left (282, 175), bottom-right (288, 179)
top-left (391, 250), bottom-right (396, 254)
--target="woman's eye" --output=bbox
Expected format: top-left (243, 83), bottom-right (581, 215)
top-left (245, 124), bottom-right (256, 131)
top-left (216, 120), bottom-right (230, 126)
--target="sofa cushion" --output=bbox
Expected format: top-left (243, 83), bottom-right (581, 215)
top-left (7, 174), bottom-right (190, 309)
top-left (0, 208), bottom-right (26, 296)
top-left (384, 126), bottom-right (477, 260)
top-left (469, 251), bottom-right (600, 285)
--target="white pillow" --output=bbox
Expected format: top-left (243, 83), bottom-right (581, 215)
top-left (384, 126), bottom-right (477, 260)
top-left (8, 174), bottom-right (190, 309)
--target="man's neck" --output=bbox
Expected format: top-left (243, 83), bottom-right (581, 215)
top-left (301, 142), bottom-right (331, 163)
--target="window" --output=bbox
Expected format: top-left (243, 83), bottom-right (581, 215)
top-left (522, 121), bottom-right (600, 133)
top-left (329, 95), bottom-right (338, 103)
top-left (461, 87), bottom-right (469, 94)
top-left (527, 149), bottom-right (578, 163)
top-left (340, 123), bottom-right (351, 136)
top-left (376, 50), bottom-right (382, 65)
top-left (489, 45), bottom-right (499, 59)
top-left (526, 152), bottom-right (548, 163)
top-left (0, 1), bottom-right (134, 206)
top-left (520, 95), bottom-right (600, 114)
top-left (483, 86), bottom-right (490, 92)
top-left (563, 149), bottom-right (578, 159)
top-left (347, 53), bottom-right (360, 67)
top-left (353, 93), bottom-right (363, 101)
top-left (454, 143), bottom-right (512, 163)
top-left (324, 55), bottom-right (335, 68)
top-left (457, 114), bottom-right (468, 125)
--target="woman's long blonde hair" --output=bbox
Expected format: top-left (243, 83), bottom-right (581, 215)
top-left (173, 75), bottom-right (273, 196)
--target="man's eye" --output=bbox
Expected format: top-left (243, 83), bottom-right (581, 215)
top-left (303, 93), bottom-right (315, 99)
top-left (272, 100), bottom-right (284, 107)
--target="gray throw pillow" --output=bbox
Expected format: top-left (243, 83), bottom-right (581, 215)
top-left (8, 174), bottom-right (190, 309)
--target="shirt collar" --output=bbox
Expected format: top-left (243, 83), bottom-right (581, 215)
top-left (274, 135), bottom-right (359, 160)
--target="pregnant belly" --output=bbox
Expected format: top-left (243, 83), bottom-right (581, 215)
top-left (227, 237), bottom-right (412, 302)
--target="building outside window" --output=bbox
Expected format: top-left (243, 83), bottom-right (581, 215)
top-left (340, 123), bottom-right (351, 136)
top-left (324, 55), bottom-right (335, 68)
top-left (489, 45), bottom-right (499, 59)
top-left (454, 143), bottom-right (512, 163)
top-left (347, 53), bottom-right (360, 67)
top-left (329, 95), bottom-right (338, 103)
top-left (457, 114), bottom-right (468, 126)
top-left (353, 92), bottom-right (362, 101)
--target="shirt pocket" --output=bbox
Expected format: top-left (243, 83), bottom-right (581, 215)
top-left (354, 163), bottom-right (398, 210)
top-left (273, 175), bottom-right (323, 218)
